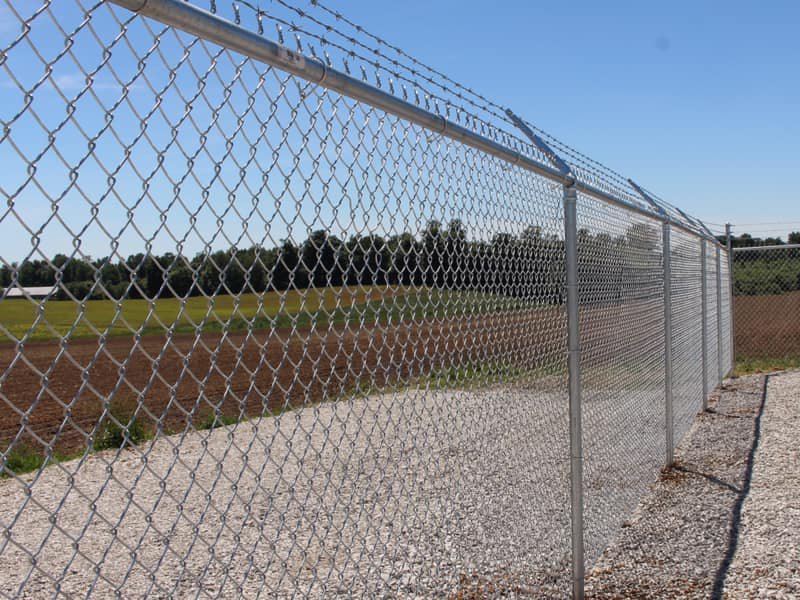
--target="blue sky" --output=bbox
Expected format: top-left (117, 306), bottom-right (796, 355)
top-left (340, 0), bottom-right (800, 239)
top-left (1, 0), bottom-right (798, 264)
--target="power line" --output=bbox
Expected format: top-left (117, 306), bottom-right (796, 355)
top-left (733, 221), bottom-right (800, 229)
top-left (698, 219), bottom-right (800, 226)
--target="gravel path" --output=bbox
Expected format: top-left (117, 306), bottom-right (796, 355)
top-left (723, 370), bottom-right (800, 599)
top-left (585, 373), bottom-right (765, 598)
top-left (586, 371), bottom-right (800, 599)
top-left (3, 370), bottom-right (795, 598)
top-left (0, 384), bottom-right (574, 598)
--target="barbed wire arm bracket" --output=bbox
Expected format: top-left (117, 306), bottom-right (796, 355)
top-left (627, 179), bottom-right (668, 219)
top-left (505, 109), bottom-right (574, 184)
top-left (674, 204), bottom-right (716, 239)
top-left (629, 179), bottom-right (722, 245)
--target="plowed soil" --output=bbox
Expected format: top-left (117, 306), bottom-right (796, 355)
top-left (734, 290), bottom-right (800, 359)
top-left (0, 309), bottom-right (566, 454)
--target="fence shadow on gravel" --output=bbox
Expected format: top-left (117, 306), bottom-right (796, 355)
top-left (709, 375), bottom-right (769, 600)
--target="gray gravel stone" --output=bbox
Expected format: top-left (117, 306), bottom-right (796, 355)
top-left (3, 370), bottom-right (794, 598)
top-left (723, 370), bottom-right (800, 599)
top-left (586, 372), bottom-right (767, 598)
top-left (0, 385), bottom-right (573, 598)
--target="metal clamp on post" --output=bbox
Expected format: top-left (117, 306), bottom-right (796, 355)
top-left (507, 108), bottom-right (584, 600)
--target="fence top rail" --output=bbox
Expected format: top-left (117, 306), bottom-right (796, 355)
top-left (109, 0), bottom-right (721, 247)
top-left (732, 243), bottom-right (800, 253)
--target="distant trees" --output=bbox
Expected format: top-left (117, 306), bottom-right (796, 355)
top-left (710, 232), bottom-right (800, 296)
top-left (717, 231), bottom-right (800, 249)
top-left (303, 231), bottom-right (344, 288)
top-left (733, 256), bottom-right (800, 296)
top-left (6, 219), bottom-right (730, 303)
top-left (732, 249), bottom-right (800, 297)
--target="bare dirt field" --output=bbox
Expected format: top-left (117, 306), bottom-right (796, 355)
top-left (734, 289), bottom-right (800, 360)
top-left (0, 308), bottom-right (566, 454)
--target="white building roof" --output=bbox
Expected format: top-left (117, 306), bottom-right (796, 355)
top-left (4, 286), bottom-right (56, 298)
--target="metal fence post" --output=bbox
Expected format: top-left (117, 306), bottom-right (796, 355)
top-left (662, 222), bottom-right (674, 465)
top-left (715, 245), bottom-right (723, 384)
top-left (563, 183), bottom-right (584, 600)
top-left (701, 240), bottom-right (709, 409)
top-left (507, 111), bottom-right (584, 599)
top-left (726, 223), bottom-right (734, 372)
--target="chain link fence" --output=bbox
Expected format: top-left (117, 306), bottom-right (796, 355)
top-left (669, 228), bottom-right (705, 444)
top-left (732, 244), bottom-right (800, 363)
top-left (577, 198), bottom-right (667, 565)
top-left (0, 0), bottom-right (732, 597)
top-left (704, 241), bottom-right (720, 397)
top-left (719, 251), bottom-right (733, 372)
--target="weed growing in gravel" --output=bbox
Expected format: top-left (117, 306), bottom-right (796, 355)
top-left (0, 445), bottom-right (85, 477)
top-left (93, 407), bottom-right (149, 451)
top-left (197, 413), bottom-right (239, 430)
top-left (734, 356), bottom-right (800, 374)
top-left (1, 444), bottom-right (45, 477)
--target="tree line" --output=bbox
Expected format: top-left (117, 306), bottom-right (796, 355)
top-left (719, 232), bottom-right (800, 296)
top-left (4, 224), bottom-right (795, 301)
top-left (718, 231), bottom-right (800, 248)
top-left (2, 220), bottom-right (668, 304)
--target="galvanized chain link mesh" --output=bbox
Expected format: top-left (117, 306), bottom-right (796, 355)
top-left (719, 253), bottom-right (733, 373)
top-left (669, 227), bottom-right (705, 445)
top-left (732, 244), bottom-right (800, 362)
top-left (576, 197), bottom-right (666, 563)
top-left (704, 241), bottom-right (720, 396)
top-left (212, 0), bottom-right (703, 228)
top-left (0, 0), bottom-right (732, 597)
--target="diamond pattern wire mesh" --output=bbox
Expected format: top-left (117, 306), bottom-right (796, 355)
top-left (719, 253), bottom-right (733, 373)
top-left (704, 241), bottom-right (720, 396)
top-left (575, 194), bottom-right (666, 564)
top-left (670, 227), bottom-right (705, 445)
top-left (0, 0), bottom-right (734, 597)
top-left (224, 0), bottom-right (692, 226)
top-left (732, 245), bottom-right (800, 362)
top-left (0, 1), bottom-right (574, 596)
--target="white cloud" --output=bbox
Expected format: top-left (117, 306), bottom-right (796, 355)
top-left (54, 73), bottom-right (86, 91)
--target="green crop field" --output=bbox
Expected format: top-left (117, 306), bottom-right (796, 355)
top-left (0, 285), bottom-right (519, 342)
